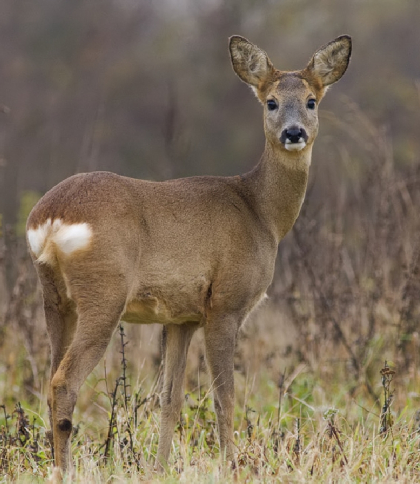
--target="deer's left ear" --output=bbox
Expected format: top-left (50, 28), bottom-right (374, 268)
top-left (307, 35), bottom-right (352, 87)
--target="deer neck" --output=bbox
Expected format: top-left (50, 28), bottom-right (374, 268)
top-left (245, 141), bottom-right (311, 243)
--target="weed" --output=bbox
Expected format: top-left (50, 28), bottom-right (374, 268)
top-left (380, 361), bottom-right (395, 436)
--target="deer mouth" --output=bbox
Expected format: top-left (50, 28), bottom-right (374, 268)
top-left (284, 139), bottom-right (307, 151)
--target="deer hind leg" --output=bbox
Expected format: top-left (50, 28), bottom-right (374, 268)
top-left (204, 316), bottom-right (239, 461)
top-left (36, 264), bottom-right (77, 456)
top-left (49, 285), bottom-right (126, 473)
top-left (46, 300), bottom-right (77, 461)
top-left (156, 323), bottom-right (198, 469)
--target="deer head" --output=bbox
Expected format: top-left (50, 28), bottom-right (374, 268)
top-left (229, 35), bottom-right (352, 154)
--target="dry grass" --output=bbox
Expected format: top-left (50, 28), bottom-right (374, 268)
top-left (1, 318), bottom-right (420, 483)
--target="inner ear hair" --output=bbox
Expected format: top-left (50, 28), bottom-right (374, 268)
top-left (311, 35), bottom-right (352, 87)
top-left (229, 36), bottom-right (275, 89)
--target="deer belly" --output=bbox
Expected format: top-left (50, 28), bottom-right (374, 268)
top-left (122, 292), bottom-right (204, 325)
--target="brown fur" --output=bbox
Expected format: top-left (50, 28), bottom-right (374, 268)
top-left (26, 35), bottom-right (351, 474)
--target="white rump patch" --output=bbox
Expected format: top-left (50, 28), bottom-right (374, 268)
top-left (27, 219), bottom-right (54, 258)
top-left (53, 223), bottom-right (92, 254)
top-left (27, 218), bottom-right (92, 260)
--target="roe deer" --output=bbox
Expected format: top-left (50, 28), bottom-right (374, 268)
top-left (26, 34), bottom-right (351, 473)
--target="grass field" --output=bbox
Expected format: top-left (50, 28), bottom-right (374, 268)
top-left (1, 332), bottom-right (420, 483)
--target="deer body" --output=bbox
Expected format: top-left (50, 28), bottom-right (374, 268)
top-left (26, 35), bottom-right (351, 473)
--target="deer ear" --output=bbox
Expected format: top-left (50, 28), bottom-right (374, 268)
top-left (307, 35), bottom-right (352, 87)
top-left (229, 36), bottom-right (276, 90)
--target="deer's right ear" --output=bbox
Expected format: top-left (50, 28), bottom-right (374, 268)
top-left (229, 36), bottom-right (276, 96)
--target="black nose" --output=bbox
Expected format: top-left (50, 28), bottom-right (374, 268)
top-left (280, 127), bottom-right (308, 144)
top-left (286, 128), bottom-right (303, 143)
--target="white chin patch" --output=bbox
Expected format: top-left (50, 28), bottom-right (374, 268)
top-left (285, 140), bottom-right (307, 152)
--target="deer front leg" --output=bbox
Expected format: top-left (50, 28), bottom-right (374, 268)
top-left (156, 323), bottom-right (198, 470)
top-left (204, 317), bottom-right (238, 461)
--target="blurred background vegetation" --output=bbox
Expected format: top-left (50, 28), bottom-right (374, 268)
top-left (1, 0), bottom-right (420, 460)
top-left (1, 0), bottom-right (419, 223)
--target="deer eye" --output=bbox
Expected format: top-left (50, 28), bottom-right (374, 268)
top-left (307, 99), bottom-right (316, 110)
top-left (267, 99), bottom-right (278, 111)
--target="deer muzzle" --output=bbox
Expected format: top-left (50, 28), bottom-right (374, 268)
top-left (280, 126), bottom-right (308, 151)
